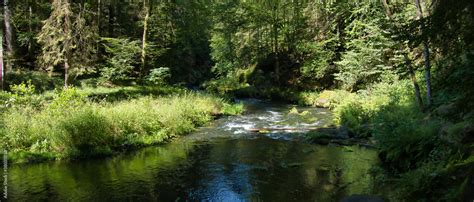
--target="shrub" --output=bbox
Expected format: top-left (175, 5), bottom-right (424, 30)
top-left (48, 87), bottom-right (87, 112)
top-left (0, 107), bottom-right (37, 151)
top-left (3, 81), bottom-right (44, 109)
top-left (332, 80), bottom-right (415, 138)
top-left (374, 110), bottom-right (442, 172)
top-left (146, 67), bottom-right (171, 86)
top-left (58, 107), bottom-right (114, 156)
top-left (296, 91), bottom-right (320, 106)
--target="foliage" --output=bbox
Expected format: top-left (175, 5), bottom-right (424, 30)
top-left (221, 102), bottom-right (244, 116)
top-left (203, 75), bottom-right (249, 95)
top-left (332, 79), bottom-right (474, 200)
top-left (37, 0), bottom-right (97, 85)
top-left (100, 37), bottom-right (142, 82)
top-left (4, 70), bottom-right (63, 92)
top-left (146, 67), bottom-right (171, 86)
top-left (332, 80), bottom-right (414, 137)
top-left (0, 88), bottom-right (242, 162)
top-left (4, 81), bottom-right (43, 108)
top-left (5, 0), bottom-right (474, 200)
top-left (48, 87), bottom-right (86, 111)
top-left (296, 40), bottom-right (335, 88)
top-left (334, 2), bottom-right (397, 91)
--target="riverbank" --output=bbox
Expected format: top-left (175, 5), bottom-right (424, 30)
top-left (296, 80), bottom-right (474, 201)
top-left (0, 83), bottom-right (243, 164)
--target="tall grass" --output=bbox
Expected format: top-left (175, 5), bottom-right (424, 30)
top-left (0, 87), bottom-right (242, 163)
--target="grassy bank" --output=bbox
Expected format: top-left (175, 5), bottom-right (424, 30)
top-left (306, 79), bottom-right (474, 201)
top-left (0, 84), bottom-right (243, 163)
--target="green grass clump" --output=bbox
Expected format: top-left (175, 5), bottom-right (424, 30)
top-left (295, 90), bottom-right (354, 108)
top-left (331, 80), bottom-right (414, 137)
top-left (0, 86), bottom-right (242, 163)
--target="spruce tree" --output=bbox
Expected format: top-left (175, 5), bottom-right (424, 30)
top-left (37, 0), bottom-right (96, 87)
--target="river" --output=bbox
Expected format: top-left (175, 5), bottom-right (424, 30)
top-left (6, 100), bottom-right (379, 201)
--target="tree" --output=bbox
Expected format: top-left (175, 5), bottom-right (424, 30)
top-left (100, 37), bottom-right (141, 82)
top-left (381, 0), bottom-right (424, 111)
top-left (3, 0), bottom-right (14, 72)
top-left (140, 0), bottom-right (150, 79)
top-left (415, 0), bottom-right (433, 107)
top-left (37, 0), bottom-right (96, 87)
top-left (1, 34), bottom-right (4, 90)
top-left (334, 2), bottom-right (395, 91)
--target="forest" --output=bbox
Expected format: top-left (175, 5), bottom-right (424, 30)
top-left (1, 0), bottom-right (473, 201)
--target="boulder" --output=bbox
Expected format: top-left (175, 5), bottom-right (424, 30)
top-left (315, 97), bottom-right (330, 108)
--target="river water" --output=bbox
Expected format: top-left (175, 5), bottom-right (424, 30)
top-left (6, 100), bottom-right (379, 201)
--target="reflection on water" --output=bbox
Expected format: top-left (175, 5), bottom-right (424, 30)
top-left (6, 100), bottom-right (379, 201)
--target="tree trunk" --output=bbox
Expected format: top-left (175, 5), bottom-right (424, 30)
top-left (141, 0), bottom-right (150, 79)
top-left (415, 0), bottom-right (433, 107)
top-left (1, 34), bottom-right (4, 90)
top-left (381, 0), bottom-right (392, 17)
top-left (64, 0), bottom-right (71, 88)
top-left (4, 0), bottom-right (14, 72)
top-left (272, 6), bottom-right (280, 84)
top-left (28, 2), bottom-right (33, 53)
top-left (97, 0), bottom-right (101, 53)
top-left (64, 59), bottom-right (69, 88)
top-left (404, 54), bottom-right (424, 111)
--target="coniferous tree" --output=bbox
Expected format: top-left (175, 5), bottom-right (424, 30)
top-left (37, 0), bottom-right (96, 87)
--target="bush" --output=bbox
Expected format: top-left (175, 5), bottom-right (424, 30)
top-left (1, 81), bottom-right (46, 109)
top-left (146, 67), bottom-right (171, 86)
top-left (374, 111), bottom-right (442, 172)
top-left (48, 87), bottom-right (87, 111)
top-left (58, 108), bottom-right (114, 155)
top-left (332, 80), bottom-right (415, 138)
